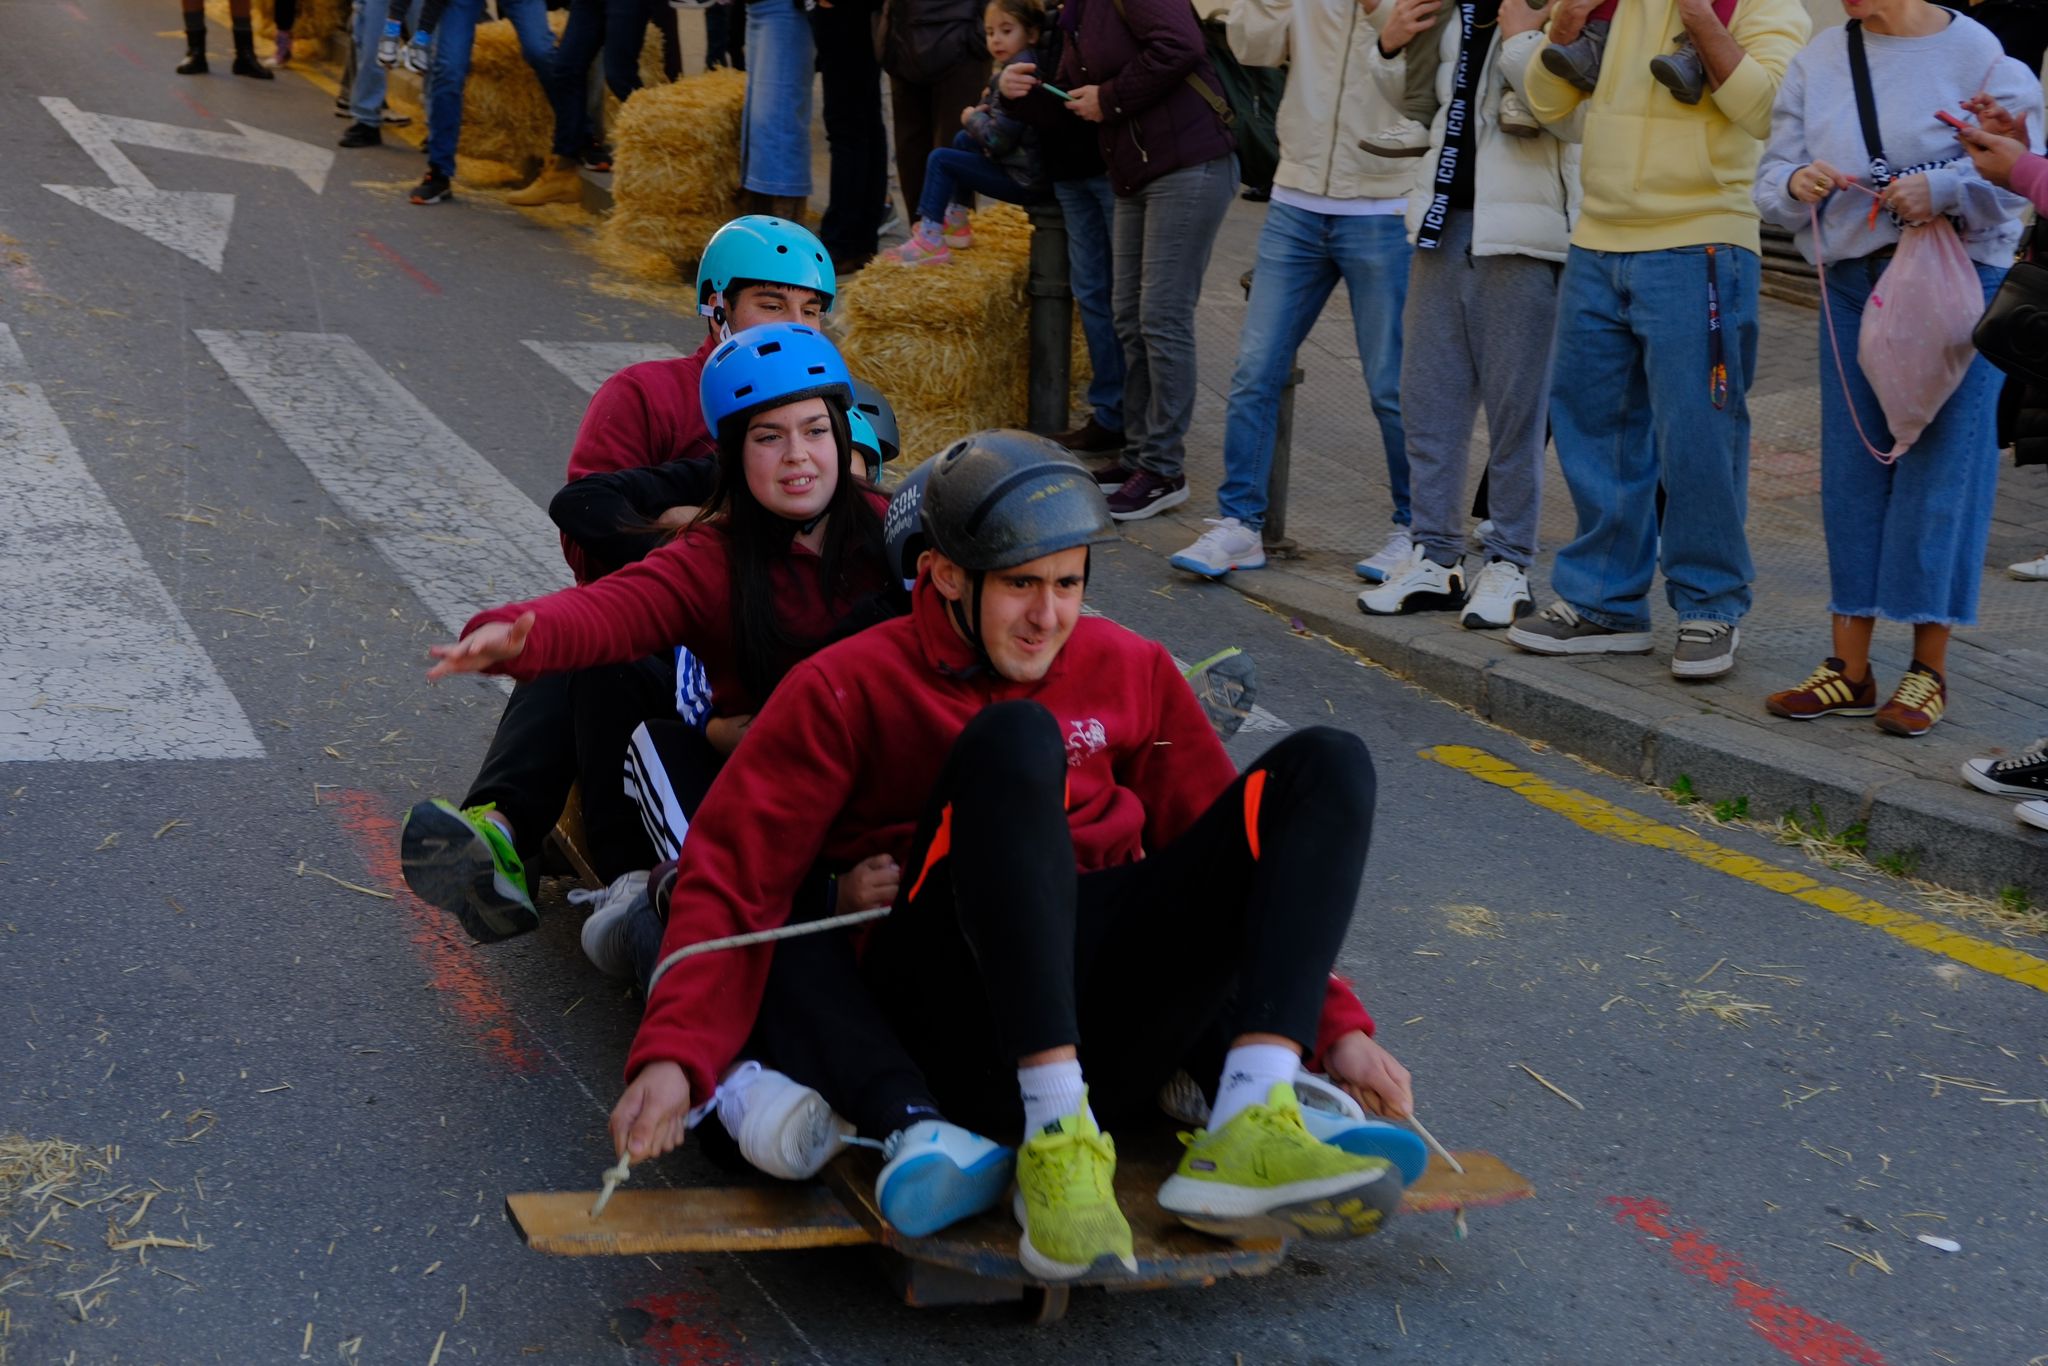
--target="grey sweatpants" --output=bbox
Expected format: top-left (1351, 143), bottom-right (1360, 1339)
top-left (1114, 154), bottom-right (1236, 480)
top-left (1400, 210), bottom-right (1558, 569)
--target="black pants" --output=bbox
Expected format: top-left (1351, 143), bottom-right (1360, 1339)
top-left (810, 1), bottom-right (887, 265)
top-left (861, 702), bottom-right (1376, 1137)
top-left (463, 675), bottom-right (581, 866)
top-left (567, 654), bottom-right (676, 880)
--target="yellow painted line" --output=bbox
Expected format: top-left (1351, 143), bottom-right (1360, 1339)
top-left (1422, 744), bottom-right (2048, 994)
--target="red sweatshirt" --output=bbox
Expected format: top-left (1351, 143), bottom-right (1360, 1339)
top-left (560, 333), bottom-right (719, 583)
top-left (464, 505), bottom-right (888, 717)
top-left (627, 578), bottom-right (1376, 1099)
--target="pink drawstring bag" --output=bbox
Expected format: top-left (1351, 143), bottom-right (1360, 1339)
top-left (1819, 213), bottom-right (1985, 464)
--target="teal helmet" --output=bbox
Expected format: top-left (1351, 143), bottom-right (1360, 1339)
top-left (847, 408), bottom-right (885, 473)
top-left (695, 215), bottom-right (836, 317)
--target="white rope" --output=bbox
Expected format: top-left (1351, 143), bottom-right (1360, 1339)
top-left (644, 905), bottom-right (893, 997)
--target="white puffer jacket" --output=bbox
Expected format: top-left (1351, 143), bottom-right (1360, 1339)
top-left (1225, 0), bottom-right (1416, 203)
top-left (1363, 13), bottom-right (1582, 261)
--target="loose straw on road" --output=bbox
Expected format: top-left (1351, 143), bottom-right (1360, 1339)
top-left (1514, 1062), bottom-right (1585, 1110)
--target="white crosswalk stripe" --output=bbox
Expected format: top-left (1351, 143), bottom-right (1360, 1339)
top-left (0, 324), bottom-right (263, 761)
top-left (197, 330), bottom-right (571, 640)
top-left (523, 340), bottom-right (683, 397)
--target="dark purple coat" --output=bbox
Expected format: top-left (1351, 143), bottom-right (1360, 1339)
top-left (1058, 0), bottom-right (1233, 194)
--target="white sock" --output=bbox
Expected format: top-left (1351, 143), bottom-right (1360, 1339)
top-left (1209, 1044), bottom-right (1301, 1130)
top-left (1017, 1059), bottom-right (1088, 1139)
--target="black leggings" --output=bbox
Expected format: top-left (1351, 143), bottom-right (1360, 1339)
top-left (860, 703), bottom-right (1377, 1137)
top-left (463, 675), bottom-right (580, 866)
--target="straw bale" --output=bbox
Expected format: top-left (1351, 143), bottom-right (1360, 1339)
top-left (597, 69), bottom-right (748, 281)
top-left (451, 16), bottom-right (560, 173)
top-left (838, 205), bottom-right (1096, 463)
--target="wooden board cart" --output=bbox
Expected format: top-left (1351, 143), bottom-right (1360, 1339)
top-left (507, 1136), bottom-right (1533, 1323)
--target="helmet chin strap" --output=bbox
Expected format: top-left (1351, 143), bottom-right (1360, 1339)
top-left (945, 572), bottom-right (994, 675)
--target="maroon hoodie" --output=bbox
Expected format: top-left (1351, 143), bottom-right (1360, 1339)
top-left (559, 332), bottom-right (720, 583)
top-left (626, 576), bottom-right (1375, 1100)
top-left (1059, 0), bottom-right (1234, 195)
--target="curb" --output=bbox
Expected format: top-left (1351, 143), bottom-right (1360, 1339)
top-left (1134, 542), bottom-right (2047, 905)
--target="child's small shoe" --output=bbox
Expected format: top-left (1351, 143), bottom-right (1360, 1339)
top-left (377, 17), bottom-right (403, 68)
top-left (1498, 86), bottom-right (1541, 138)
top-left (1648, 34), bottom-right (1706, 105)
top-left (402, 29), bottom-right (433, 73)
top-left (1539, 18), bottom-right (1609, 93)
top-left (893, 222), bottom-right (953, 265)
top-left (1358, 117), bottom-right (1431, 158)
top-left (942, 205), bottom-right (973, 249)
top-left (273, 30), bottom-right (294, 65)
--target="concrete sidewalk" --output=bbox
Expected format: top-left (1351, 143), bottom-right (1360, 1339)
top-left (1109, 192), bottom-right (2048, 904)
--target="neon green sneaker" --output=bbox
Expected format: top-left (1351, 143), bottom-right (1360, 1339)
top-left (399, 799), bottom-right (538, 943)
top-left (1011, 1099), bottom-right (1138, 1281)
top-left (1157, 1082), bottom-right (1401, 1241)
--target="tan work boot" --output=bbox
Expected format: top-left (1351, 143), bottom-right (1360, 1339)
top-left (507, 158), bottom-right (585, 207)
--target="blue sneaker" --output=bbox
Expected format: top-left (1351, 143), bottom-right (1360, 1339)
top-left (874, 1120), bottom-right (1013, 1238)
top-left (1293, 1073), bottom-right (1429, 1184)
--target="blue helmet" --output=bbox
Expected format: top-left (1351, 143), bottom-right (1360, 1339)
top-left (699, 323), bottom-right (855, 445)
top-left (847, 409), bottom-right (885, 473)
top-left (695, 215), bottom-right (836, 316)
top-left (849, 379), bottom-right (901, 466)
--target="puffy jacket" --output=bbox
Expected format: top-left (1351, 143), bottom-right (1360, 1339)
top-left (881, 0), bottom-right (988, 83)
top-left (1363, 17), bottom-right (1580, 260)
top-left (1225, 0), bottom-right (1411, 203)
top-left (963, 50), bottom-right (1049, 188)
top-left (1060, 0), bottom-right (1236, 194)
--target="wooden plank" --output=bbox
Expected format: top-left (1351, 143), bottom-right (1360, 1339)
top-left (506, 1185), bottom-right (873, 1256)
top-left (1401, 1151), bottom-right (1536, 1214)
top-left (546, 784), bottom-right (604, 891)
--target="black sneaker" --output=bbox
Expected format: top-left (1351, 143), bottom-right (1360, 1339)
top-left (1105, 468), bottom-right (1189, 522)
top-left (1962, 738), bottom-right (2048, 798)
top-left (1093, 460), bottom-right (1137, 494)
top-left (410, 168), bottom-right (453, 205)
top-left (339, 121), bottom-right (383, 149)
top-left (579, 144), bottom-right (614, 172)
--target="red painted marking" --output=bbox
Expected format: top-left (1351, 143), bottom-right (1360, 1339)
top-left (62, 0), bottom-right (88, 19)
top-left (111, 40), bottom-right (148, 68)
top-left (626, 1290), bottom-right (746, 1366)
top-left (1607, 1197), bottom-right (1890, 1366)
top-left (357, 230), bottom-right (444, 295)
top-left (325, 789), bottom-right (541, 1072)
top-left (174, 89), bottom-right (216, 120)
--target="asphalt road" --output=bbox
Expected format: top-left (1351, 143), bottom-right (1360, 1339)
top-left (2, 5), bottom-right (2045, 1362)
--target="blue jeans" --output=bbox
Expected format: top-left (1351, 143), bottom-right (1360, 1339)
top-left (741, 0), bottom-right (813, 196)
top-left (1054, 175), bottom-right (1124, 432)
top-left (548, 0), bottom-right (649, 157)
top-left (1819, 256), bottom-right (2005, 625)
top-left (350, 0), bottom-right (419, 124)
top-left (1216, 204), bottom-right (1411, 531)
top-left (916, 135), bottom-right (1046, 225)
top-left (1547, 244), bottom-right (1760, 631)
top-left (425, 0), bottom-right (555, 176)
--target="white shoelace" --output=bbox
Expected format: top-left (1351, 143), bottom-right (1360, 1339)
top-left (1469, 560), bottom-right (1524, 600)
top-left (1187, 518), bottom-right (1251, 556)
top-left (1537, 599), bottom-right (1582, 627)
top-left (1677, 621), bottom-right (1733, 646)
top-left (1991, 738), bottom-right (2048, 774)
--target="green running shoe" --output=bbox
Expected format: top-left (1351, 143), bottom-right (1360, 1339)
top-left (1157, 1082), bottom-right (1400, 1241)
top-left (1011, 1096), bottom-right (1138, 1281)
top-left (399, 799), bottom-right (537, 943)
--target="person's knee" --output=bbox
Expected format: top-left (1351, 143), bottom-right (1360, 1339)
top-left (955, 701), bottom-right (1065, 796)
top-left (1266, 726), bottom-right (1375, 818)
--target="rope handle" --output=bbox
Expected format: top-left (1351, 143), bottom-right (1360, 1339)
top-left (643, 904), bottom-right (894, 997)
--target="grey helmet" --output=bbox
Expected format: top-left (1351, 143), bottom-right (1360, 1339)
top-left (849, 379), bottom-right (901, 467)
top-left (919, 430), bottom-right (1117, 573)
top-left (882, 461), bottom-right (933, 588)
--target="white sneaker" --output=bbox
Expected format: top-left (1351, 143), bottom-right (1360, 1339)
top-left (1352, 528), bottom-right (1414, 584)
top-left (1461, 558), bottom-right (1532, 629)
top-left (715, 1062), bottom-right (854, 1181)
top-left (1169, 517), bottom-right (1266, 578)
top-left (2019, 799), bottom-right (2048, 830)
top-left (569, 869), bottom-right (650, 979)
top-left (1357, 547), bottom-right (1465, 615)
top-left (1359, 117), bottom-right (1431, 158)
top-left (1498, 87), bottom-right (1541, 138)
top-left (2010, 551), bottom-right (2048, 581)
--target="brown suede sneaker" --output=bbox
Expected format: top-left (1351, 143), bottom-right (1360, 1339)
top-left (1874, 664), bottom-right (1946, 737)
top-left (1764, 658), bottom-right (1878, 719)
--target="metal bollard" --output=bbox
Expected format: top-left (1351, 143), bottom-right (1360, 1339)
top-left (1263, 366), bottom-right (1306, 559)
top-left (1024, 200), bottom-right (1074, 435)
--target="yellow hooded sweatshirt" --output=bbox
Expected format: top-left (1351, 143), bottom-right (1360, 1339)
top-left (1524, 0), bottom-right (1811, 253)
